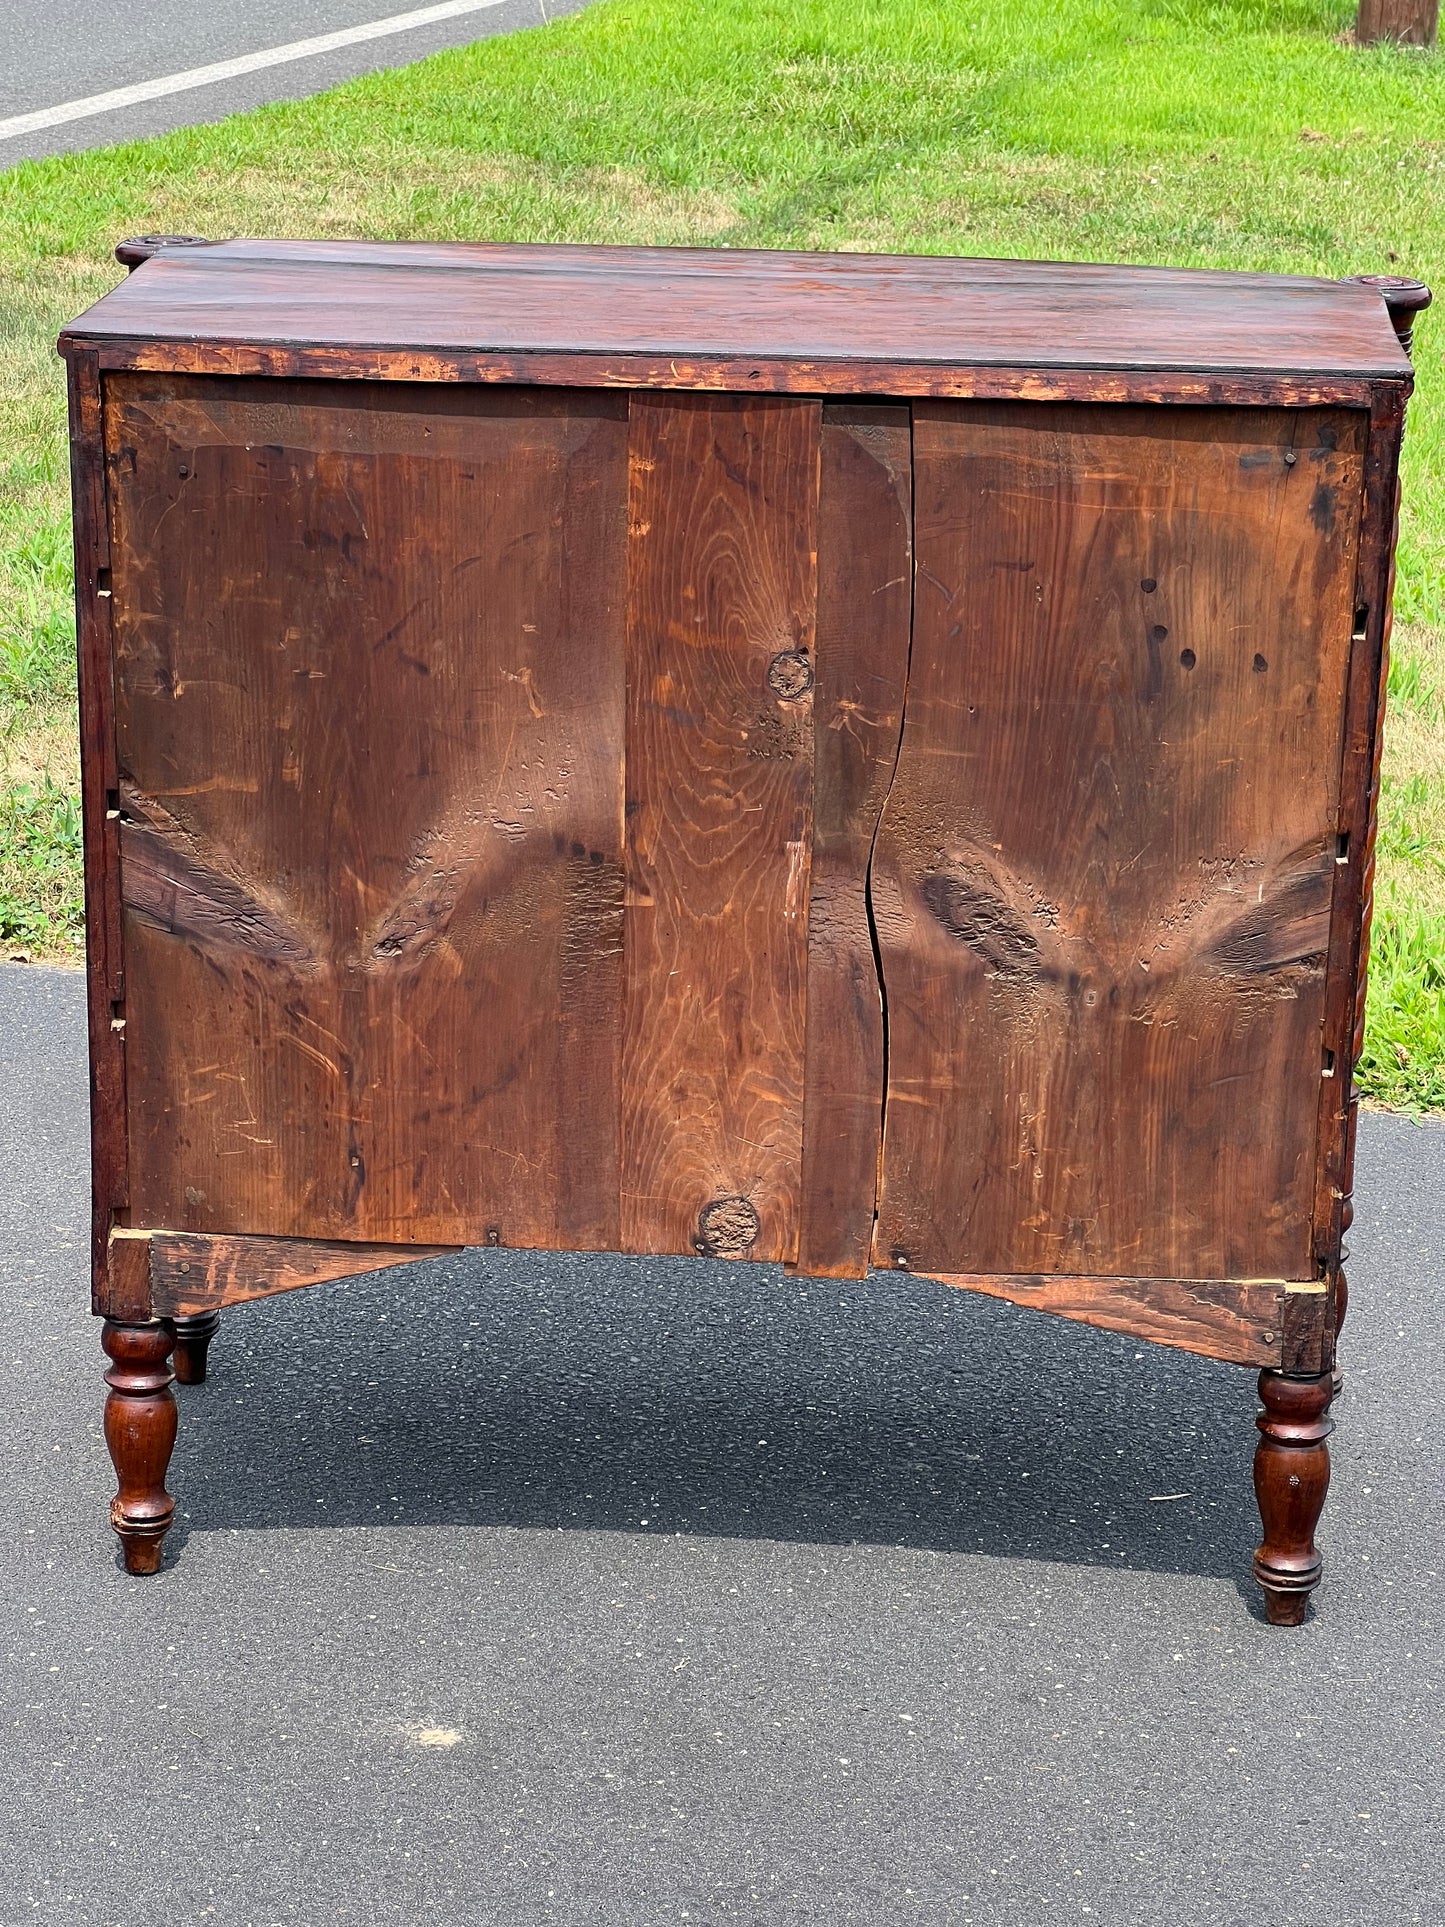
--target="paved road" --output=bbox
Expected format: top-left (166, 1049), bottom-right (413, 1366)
top-left (0, 959), bottom-right (1441, 1923)
top-left (0, 0), bottom-right (594, 168)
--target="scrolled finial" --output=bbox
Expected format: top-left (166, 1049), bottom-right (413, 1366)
top-left (114, 234), bottom-right (213, 273)
top-left (1345, 273), bottom-right (1432, 357)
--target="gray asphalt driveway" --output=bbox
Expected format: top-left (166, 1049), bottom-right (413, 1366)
top-left (1, 958), bottom-right (1441, 1923)
top-left (0, 0), bottom-right (594, 167)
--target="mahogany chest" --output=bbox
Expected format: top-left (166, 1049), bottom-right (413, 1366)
top-left (60, 237), bottom-right (1428, 1620)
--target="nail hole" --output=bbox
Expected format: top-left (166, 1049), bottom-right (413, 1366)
top-left (1253, 653), bottom-right (1268, 673)
top-left (1151, 625), bottom-right (1169, 642)
top-left (1179, 648), bottom-right (1196, 670)
top-left (1140, 577), bottom-right (1157, 593)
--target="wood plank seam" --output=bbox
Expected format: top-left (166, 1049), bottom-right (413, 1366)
top-left (863, 403), bottom-right (919, 1251)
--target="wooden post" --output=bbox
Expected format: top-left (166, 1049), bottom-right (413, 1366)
top-left (1356, 0), bottom-right (1438, 45)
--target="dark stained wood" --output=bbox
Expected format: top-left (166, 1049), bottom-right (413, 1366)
top-left (67, 351), bottom-right (130, 1314)
top-left (149, 1231), bottom-right (455, 1316)
top-left (1345, 275), bottom-right (1432, 355)
top-left (105, 376), bottom-right (629, 1249)
top-left (102, 1320), bottom-right (177, 1574)
top-left (77, 339), bottom-right (1387, 412)
top-left (620, 394), bottom-right (819, 1261)
top-left (171, 1311), bottom-right (220, 1385)
top-left (60, 244), bottom-right (1425, 1600)
top-left (1311, 387), bottom-right (1408, 1303)
top-left (105, 1228), bottom-right (153, 1322)
top-left (1281, 1282), bottom-right (1336, 1379)
top-left (60, 241), bottom-right (1411, 378)
top-left (918, 1268), bottom-right (1292, 1366)
top-left (873, 402), bottom-right (1366, 1283)
top-left (115, 235), bottom-right (211, 273)
top-left (1253, 1370), bottom-right (1334, 1625)
top-left (795, 405), bottom-right (912, 1279)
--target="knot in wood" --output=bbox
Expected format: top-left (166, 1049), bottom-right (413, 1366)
top-left (768, 650), bottom-right (814, 701)
top-left (697, 1195), bottom-right (760, 1256)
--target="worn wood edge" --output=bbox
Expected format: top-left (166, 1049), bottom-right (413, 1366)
top-left (103, 1228), bottom-right (153, 1322)
top-left (107, 1230), bottom-right (463, 1318)
top-left (69, 352), bottom-right (129, 1315)
top-left (907, 1268), bottom-right (1302, 1366)
top-left (60, 338), bottom-right (1396, 408)
top-left (111, 1229), bottom-right (1334, 1367)
top-left (1310, 383), bottom-right (1409, 1301)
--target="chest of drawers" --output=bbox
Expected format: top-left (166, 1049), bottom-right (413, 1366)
top-left (61, 237), bottom-right (1426, 1619)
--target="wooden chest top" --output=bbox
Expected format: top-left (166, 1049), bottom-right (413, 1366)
top-left (60, 239), bottom-right (1411, 383)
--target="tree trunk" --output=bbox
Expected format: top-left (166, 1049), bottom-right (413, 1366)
top-left (1356, 0), bottom-right (1439, 44)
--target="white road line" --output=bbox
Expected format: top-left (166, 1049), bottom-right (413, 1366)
top-left (0, 0), bottom-right (520, 143)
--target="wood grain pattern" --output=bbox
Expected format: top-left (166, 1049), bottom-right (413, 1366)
top-left (67, 351), bottom-right (131, 1314)
top-left (795, 405), bottom-right (912, 1278)
top-left (148, 1231), bottom-right (455, 1316)
top-left (917, 1267), bottom-right (1300, 1366)
top-left (104, 1227), bottom-right (153, 1323)
top-left (874, 402), bottom-right (1365, 1282)
top-left (621, 394), bottom-right (820, 1261)
top-left (60, 241), bottom-right (1411, 377)
top-left (76, 338), bottom-right (1387, 411)
top-left (106, 375), bottom-right (629, 1248)
top-left (1312, 387), bottom-right (1408, 1287)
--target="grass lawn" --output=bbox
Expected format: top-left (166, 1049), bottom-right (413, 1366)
top-left (2, 0), bottom-right (1444, 1102)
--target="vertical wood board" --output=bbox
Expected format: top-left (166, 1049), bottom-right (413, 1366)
top-left (873, 402), bottom-right (1365, 1280)
top-left (69, 354), bottom-right (130, 1311)
top-left (796, 405), bottom-right (912, 1278)
top-left (107, 375), bottom-right (628, 1247)
top-left (621, 393), bottom-right (820, 1261)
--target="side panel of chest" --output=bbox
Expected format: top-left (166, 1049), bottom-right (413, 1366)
top-left (872, 402), bottom-right (1366, 1282)
top-left (109, 376), bottom-right (632, 1247)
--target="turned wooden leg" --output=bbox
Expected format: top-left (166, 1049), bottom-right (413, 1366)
top-left (172, 1310), bottom-right (220, 1385)
top-left (1253, 1370), bottom-right (1333, 1625)
top-left (102, 1320), bottom-right (177, 1575)
top-left (1331, 1269), bottom-right (1348, 1403)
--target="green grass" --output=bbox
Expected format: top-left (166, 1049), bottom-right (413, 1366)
top-left (0, 774), bottom-right (83, 954)
top-left (2, 0), bottom-right (1444, 1098)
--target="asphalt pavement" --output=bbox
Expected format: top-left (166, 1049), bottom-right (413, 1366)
top-left (0, 0), bottom-right (595, 167)
top-left (0, 957), bottom-right (1441, 1923)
